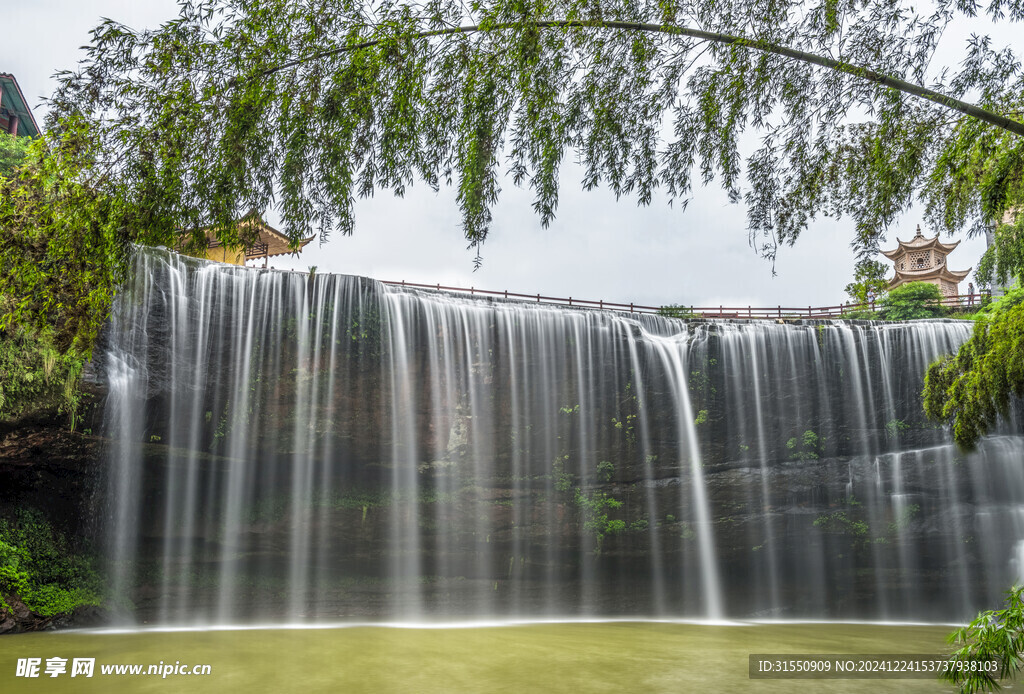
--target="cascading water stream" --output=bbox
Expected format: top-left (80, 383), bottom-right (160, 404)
top-left (99, 249), bottom-right (1024, 625)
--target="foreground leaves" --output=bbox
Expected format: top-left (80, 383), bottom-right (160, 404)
top-left (46, 0), bottom-right (1024, 263)
top-left (0, 118), bottom-right (132, 356)
top-left (944, 586), bottom-right (1024, 693)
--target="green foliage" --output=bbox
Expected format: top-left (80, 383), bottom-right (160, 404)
top-left (924, 286), bottom-right (1024, 450)
top-left (844, 259), bottom-right (890, 304)
top-left (878, 281), bottom-right (948, 320)
top-left (45, 0), bottom-right (1024, 270)
top-left (0, 540), bottom-right (29, 610)
top-left (0, 117), bottom-right (136, 357)
top-left (346, 305), bottom-right (383, 359)
top-left (813, 511), bottom-right (868, 538)
top-left (924, 106), bottom-right (1024, 246)
top-left (658, 304), bottom-right (698, 319)
top-left (573, 487), bottom-right (625, 554)
top-left (943, 586), bottom-right (1024, 694)
top-left (552, 455), bottom-right (572, 492)
top-left (0, 306), bottom-right (84, 425)
top-left (611, 413), bottom-right (637, 447)
top-left (786, 429), bottom-right (821, 460)
top-left (887, 503), bottom-right (920, 535)
top-left (0, 510), bottom-right (102, 617)
top-left (552, 459), bottom-right (625, 553)
top-left (813, 495), bottom-right (918, 557)
top-left (0, 133), bottom-right (31, 179)
top-left (884, 418), bottom-right (911, 439)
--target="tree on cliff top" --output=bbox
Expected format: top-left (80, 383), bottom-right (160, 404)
top-left (844, 258), bottom-right (890, 305)
top-left (879, 280), bottom-right (948, 320)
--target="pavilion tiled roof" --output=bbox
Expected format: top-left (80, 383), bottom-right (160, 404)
top-left (881, 225), bottom-right (961, 259)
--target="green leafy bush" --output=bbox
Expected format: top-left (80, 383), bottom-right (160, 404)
top-left (0, 132), bottom-right (30, 179)
top-left (0, 300), bottom-right (85, 425)
top-left (878, 282), bottom-right (948, 320)
top-left (0, 540), bottom-right (30, 609)
top-left (658, 304), bottom-right (699, 319)
top-left (786, 430), bottom-right (822, 460)
top-left (924, 286), bottom-right (1024, 450)
top-left (0, 510), bottom-right (102, 617)
top-left (574, 487), bottom-right (625, 553)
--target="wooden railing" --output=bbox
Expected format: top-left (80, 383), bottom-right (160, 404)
top-left (380, 280), bottom-right (991, 320)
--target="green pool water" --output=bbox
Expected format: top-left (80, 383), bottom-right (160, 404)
top-left (0, 622), bottom-right (968, 692)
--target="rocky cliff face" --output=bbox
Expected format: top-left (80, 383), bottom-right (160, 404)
top-left (0, 377), bottom-right (107, 634)
top-left (0, 416), bottom-right (101, 532)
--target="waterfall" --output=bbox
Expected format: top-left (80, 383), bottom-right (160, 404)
top-left (98, 249), bottom-right (1024, 624)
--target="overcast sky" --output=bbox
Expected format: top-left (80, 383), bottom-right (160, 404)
top-left (6, 2), bottom-right (1013, 309)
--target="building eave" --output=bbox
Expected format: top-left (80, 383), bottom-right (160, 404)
top-left (186, 211), bottom-right (317, 263)
top-left (889, 266), bottom-right (972, 286)
top-left (882, 236), bottom-right (960, 257)
top-left (0, 73), bottom-right (40, 138)
top-left (236, 210), bottom-right (316, 257)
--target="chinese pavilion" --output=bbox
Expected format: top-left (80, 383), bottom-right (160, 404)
top-left (881, 225), bottom-right (971, 297)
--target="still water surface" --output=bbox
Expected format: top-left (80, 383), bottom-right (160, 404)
top-left (1, 622), bottom-right (964, 692)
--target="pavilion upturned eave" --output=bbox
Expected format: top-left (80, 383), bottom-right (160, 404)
top-left (881, 236), bottom-right (961, 259)
top-left (889, 266), bottom-right (972, 287)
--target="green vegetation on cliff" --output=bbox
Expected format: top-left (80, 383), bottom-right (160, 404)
top-left (0, 119), bottom-right (127, 426)
top-left (0, 119), bottom-right (131, 358)
top-left (924, 286), bottom-right (1024, 451)
top-left (0, 509), bottom-right (102, 618)
top-left (0, 307), bottom-right (85, 426)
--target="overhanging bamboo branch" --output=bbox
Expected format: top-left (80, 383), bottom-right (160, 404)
top-left (254, 19), bottom-right (1024, 138)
